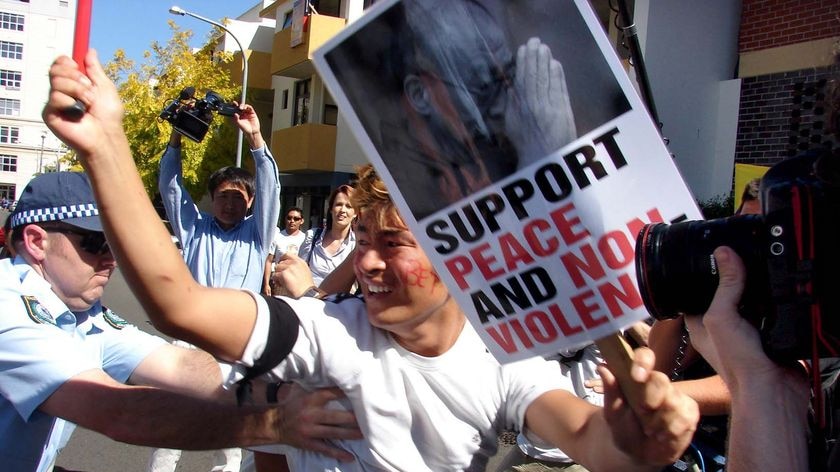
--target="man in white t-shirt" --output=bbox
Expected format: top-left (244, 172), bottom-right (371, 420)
top-left (47, 50), bottom-right (700, 472)
top-left (263, 207), bottom-right (307, 295)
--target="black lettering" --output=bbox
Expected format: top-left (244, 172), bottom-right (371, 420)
top-left (520, 267), bottom-right (557, 304)
top-left (474, 193), bottom-right (505, 233)
top-left (535, 163), bottom-right (574, 203)
top-left (472, 290), bottom-right (506, 324)
top-left (500, 178), bottom-right (534, 220)
top-left (449, 204), bottom-right (486, 244)
top-left (593, 128), bottom-right (627, 169)
top-left (426, 219), bottom-right (460, 255)
top-left (562, 145), bottom-right (607, 190)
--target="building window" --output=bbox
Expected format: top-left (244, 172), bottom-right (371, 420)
top-left (282, 10), bottom-right (293, 29)
top-left (0, 183), bottom-right (14, 200)
top-left (0, 12), bottom-right (24, 31)
top-left (0, 154), bottom-right (16, 172)
top-left (0, 98), bottom-right (20, 116)
top-left (0, 70), bottom-right (21, 89)
top-left (281, 90), bottom-right (289, 110)
top-left (0, 41), bottom-right (22, 60)
top-left (323, 104), bottom-right (338, 125)
top-left (0, 126), bottom-right (19, 143)
top-left (292, 79), bottom-right (311, 126)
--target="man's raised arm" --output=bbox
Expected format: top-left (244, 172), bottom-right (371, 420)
top-left (42, 51), bottom-right (256, 362)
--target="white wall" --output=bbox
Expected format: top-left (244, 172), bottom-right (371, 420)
top-left (636, 0), bottom-right (742, 201)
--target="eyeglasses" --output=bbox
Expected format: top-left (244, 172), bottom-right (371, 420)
top-left (286, 216), bottom-right (302, 221)
top-left (43, 226), bottom-right (111, 256)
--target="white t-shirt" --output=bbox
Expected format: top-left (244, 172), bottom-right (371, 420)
top-left (227, 294), bottom-right (573, 471)
top-left (269, 228), bottom-right (306, 259)
top-left (297, 229), bottom-right (356, 286)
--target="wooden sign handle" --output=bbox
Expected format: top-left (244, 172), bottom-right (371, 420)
top-left (595, 333), bottom-right (646, 409)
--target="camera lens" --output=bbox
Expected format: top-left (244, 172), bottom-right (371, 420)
top-left (635, 215), bottom-right (766, 320)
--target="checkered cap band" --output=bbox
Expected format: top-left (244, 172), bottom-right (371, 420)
top-left (10, 203), bottom-right (99, 228)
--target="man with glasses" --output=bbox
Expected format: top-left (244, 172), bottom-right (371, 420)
top-left (0, 171), bottom-right (361, 471)
top-left (263, 207), bottom-right (306, 296)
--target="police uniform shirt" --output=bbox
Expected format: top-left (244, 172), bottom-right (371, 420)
top-left (0, 257), bottom-right (166, 472)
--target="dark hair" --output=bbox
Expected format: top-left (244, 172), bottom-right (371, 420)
top-left (285, 206), bottom-right (303, 217)
top-left (325, 184), bottom-right (354, 231)
top-left (207, 166), bottom-right (255, 199)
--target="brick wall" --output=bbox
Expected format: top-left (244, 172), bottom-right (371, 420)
top-left (735, 63), bottom-right (840, 165)
top-left (740, 0), bottom-right (840, 52)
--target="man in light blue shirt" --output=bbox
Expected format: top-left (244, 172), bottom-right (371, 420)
top-left (159, 103), bottom-right (280, 290)
top-left (156, 105), bottom-right (280, 471)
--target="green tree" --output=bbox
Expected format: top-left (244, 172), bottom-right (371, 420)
top-left (92, 21), bottom-right (241, 199)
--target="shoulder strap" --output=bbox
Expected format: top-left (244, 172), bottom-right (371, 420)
top-left (307, 227), bottom-right (324, 264)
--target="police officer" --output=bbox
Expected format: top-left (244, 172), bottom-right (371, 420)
top-left (0, 171), bottom-right (360, 471)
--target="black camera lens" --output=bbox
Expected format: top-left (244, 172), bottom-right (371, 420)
top-left (635, 215), bottom-right (767, 320)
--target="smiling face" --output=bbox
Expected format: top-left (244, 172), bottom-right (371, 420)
top-left (353, 209), bottom-right (452, 335)
top-left (41, 227), bottom-right (116, 311)
top-left (330, 191), bottom-right (356, 231)
top-left (212, 182), bottom-right (254, 230)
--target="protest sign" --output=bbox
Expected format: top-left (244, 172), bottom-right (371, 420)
top-left (313, 0), bottom-right (703, 362)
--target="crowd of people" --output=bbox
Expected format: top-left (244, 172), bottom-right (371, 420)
top-left (0, 1), bottom-right (838, 470)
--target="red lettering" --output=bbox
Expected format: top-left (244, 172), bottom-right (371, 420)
top-left (547, 304), bottom-right (584, 336)
top-left (499, 233), bottom-right (535, 272)
top-left (549, 203), bottom-right (590, 245)
top-left (469, 242), bottom-right (505, 283)
top-left (525, 311), bottom-right (558, 343)
top-left (444, 255), bottom-right (473, 290)
top-left (599, 273), bottom-right (643, 317)
top-left (486, 323), bottom-right (518, 354)
top-left (560, 244), bottom-right (606, 288)
top-left (598, 231), bottom-right (634, 269)
top-left (510, 319), bottom-right (535, 349)
top-left (626, 208), bottom-right (665, 240)
top-left (571, 290), bottom-right (609, 329)
top-left (523, 219), bottom-right (559, 257)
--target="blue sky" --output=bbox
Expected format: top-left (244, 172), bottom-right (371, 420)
top-left (90, 1), bottom-right (257, 65)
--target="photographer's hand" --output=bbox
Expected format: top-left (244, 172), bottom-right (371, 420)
top-left (168, 129), bottom-right (182, 148)
top-left (233, 103), bottom-right (264, 150)
top-left (685, 246), bottom-right (809, 472)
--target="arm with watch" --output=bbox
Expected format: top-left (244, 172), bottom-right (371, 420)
top-left (271, 252), bottom-right (356, 299)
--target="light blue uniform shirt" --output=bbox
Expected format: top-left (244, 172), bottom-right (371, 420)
top-left (159, 144), bottom-right (280, 290)
top-left (0, 257), bottom-right (165, 471)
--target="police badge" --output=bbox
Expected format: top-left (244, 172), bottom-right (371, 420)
top-left (21, 295), bottom-right (56, 325)
top-left (102, 307), bottom-right (128, 330)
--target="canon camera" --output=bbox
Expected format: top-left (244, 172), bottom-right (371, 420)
top-left (635, 152), bottom-right (840, 361)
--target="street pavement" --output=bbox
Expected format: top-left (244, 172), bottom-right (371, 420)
top-left (53, 267), bottom-right (513, 471)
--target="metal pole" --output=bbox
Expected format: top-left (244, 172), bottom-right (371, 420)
top-left (170, 6), bottom-right (249, 167)
top-left (38, 132), bottom-right (45, 173)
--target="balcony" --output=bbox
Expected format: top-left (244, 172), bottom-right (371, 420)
top-left (271, 14), bottom-right (347, 79)
top-left (271, 123), bottom-right (337, 172)
top-left (223, 50), bottom-right (273, 90)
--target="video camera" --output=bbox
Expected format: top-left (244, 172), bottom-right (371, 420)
top-left (635, 152), bottom-right (840, 362)
top-left (159, 87), bottom-right (240, 142)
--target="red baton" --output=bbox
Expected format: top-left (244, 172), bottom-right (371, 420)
top-left (66, 0), bottom-right (92, 118)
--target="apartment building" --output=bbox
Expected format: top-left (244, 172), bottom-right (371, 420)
top-left (0, 0), bottom-right (75, 202)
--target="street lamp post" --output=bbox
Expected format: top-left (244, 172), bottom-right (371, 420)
top-left (38, 131), bottom-right (46, 174)
top-left (169, 5), bottom-right (249, 168)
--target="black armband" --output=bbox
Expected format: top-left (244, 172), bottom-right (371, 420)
top-left (235, 296), bottom-right (300, 405)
